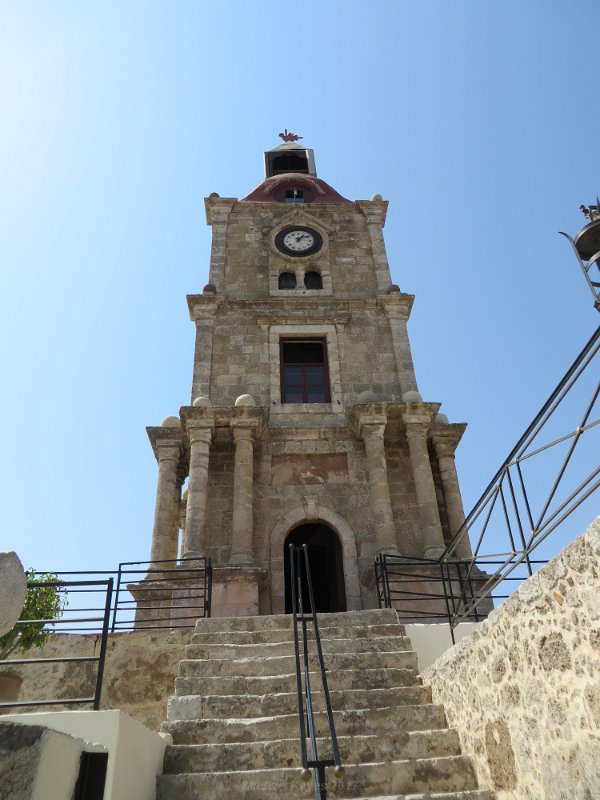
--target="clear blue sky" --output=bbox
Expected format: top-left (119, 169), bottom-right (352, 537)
top-left (1, 1), bottom-right (598, 572)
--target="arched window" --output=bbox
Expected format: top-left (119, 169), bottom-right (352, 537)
top-left (304, 271), bottom-right (323, 290)
top-left (278, 272), bottom-right (296, 290)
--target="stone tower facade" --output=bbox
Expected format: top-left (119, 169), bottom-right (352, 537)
top-left (145, 139), bottom-right (472, 618)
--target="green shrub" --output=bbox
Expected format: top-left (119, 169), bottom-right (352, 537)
top-left (0, 571), bottom-right (67, 660)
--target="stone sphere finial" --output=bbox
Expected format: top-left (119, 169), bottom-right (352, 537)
top-left (208, 192), bottom-right (220, 198)
top-left (193, 396), bottom-right (211, 408)
top-left (387, 284), bottom-right (400, 293)
top-left (434, 412), bottom-right (449, 426)
top-left (402, 390), bottom-right (423, 404)
top-left (357, 390), bottom-right (377, 403)
top-left (161, 416), bottom-right (181, 428)
top-left (371, 193), bottom-right (383, 201)
top-left (203, 284), bottom-right (217, 294)
top-left (235, 394), bottom-right (256, 407)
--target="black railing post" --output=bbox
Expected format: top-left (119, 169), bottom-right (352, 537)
top-left (111, 564), bottom-right (123, 632)
top-left (94, 578), bottom-right (113, 710)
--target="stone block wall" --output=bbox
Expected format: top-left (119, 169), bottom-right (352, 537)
top-left (422, 517), bottom-right (600, 799)
top-left (2, 630), bottom-right (188, 731)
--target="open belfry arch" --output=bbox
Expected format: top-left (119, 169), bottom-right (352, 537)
top-left (143, 134), bottom-right (474, 619)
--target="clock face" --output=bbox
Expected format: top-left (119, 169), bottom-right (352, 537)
top-left (275, 226), bottom-right (323, 257)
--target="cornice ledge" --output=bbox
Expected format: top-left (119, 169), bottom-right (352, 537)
top-left (355, 199), bottom-right (388, 227)
top-left (187, 293), bottom-right (223, 321)
top-left (378, 293), bottom-right (415, 317)
top-left (204, 196), bottom-right (237, 226)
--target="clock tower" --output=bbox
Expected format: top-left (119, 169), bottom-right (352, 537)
top-left (144, 135), bottom-right (473, 618)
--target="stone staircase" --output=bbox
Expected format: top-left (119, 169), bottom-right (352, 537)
top-left (158, 608), bottom-right (493, 800)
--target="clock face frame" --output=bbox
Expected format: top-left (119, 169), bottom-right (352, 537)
top-left (275, 226), bottom-right (323, 257)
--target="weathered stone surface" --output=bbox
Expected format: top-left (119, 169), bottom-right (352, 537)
top-left (0, 721), bottom-right (85, 800)
top-left (159, 609), bottom-right (492, 799)
top-left (142, 170), bottom-right (475, 618)
top-left (5, 630), bottom-right (188, 730)
top-left (423, 517), bottom-right (600, 799)
top-left (0, 551), bottom-right (26, 636)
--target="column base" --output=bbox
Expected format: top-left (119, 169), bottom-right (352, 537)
top-left (228, 552), bottom-right (255, 567)
top-left (212, 566), bottom-right (268, 618)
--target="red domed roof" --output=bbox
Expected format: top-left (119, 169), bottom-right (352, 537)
top-left (242, 174), bottom-right (350, 204)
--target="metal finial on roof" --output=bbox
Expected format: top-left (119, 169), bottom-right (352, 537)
top-left (278, 129), bottom-right (303, 143)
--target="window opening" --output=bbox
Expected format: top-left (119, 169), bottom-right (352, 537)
top-left (280, 339), bottom-right (330, 403)
top-left (278, 272), bottom-right (297, 290)
top-left (268, 152), bottom-right (309, 175)
top-left (284, 188), bottom-right (304, 203)
top-left (304, 271), bottom-right (323, 290)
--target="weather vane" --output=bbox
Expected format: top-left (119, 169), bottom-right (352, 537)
top-left (278, 129), bottom-right (303, 143)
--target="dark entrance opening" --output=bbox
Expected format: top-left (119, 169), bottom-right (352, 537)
top-left (284, 523), bottom-right (347, 614)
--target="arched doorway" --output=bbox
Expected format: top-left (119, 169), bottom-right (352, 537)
top-left (284, 523), bottom-right (347, 613)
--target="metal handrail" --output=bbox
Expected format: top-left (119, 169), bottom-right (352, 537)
top-left (289, 544), bottom-right (344, 800)
top-left (0, 577), bottom-right (113, 711)
top-left (111, 556), bottom-right (212, 631)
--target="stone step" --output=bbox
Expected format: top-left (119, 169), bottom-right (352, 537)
top-left (347, 793), bottom-right (495, 800)
top-left (186, 634), bottom-right (413, 659)
top-left (180, 650), bottom-right (419, 677)
top-left (193, 609), bottom-right (400, 633)
top-left (156, 755), bottom-right (478, 799)
top-left (167, 685), bottom-right (433, 720)
top-left (163, 730), bottom-right (461, 774)
top-left (189, 623), bottom-right (407, 646)
top-left (162, 705), bottom-right (449, 744)
top-left (175, 667), bottom-right (418, 697)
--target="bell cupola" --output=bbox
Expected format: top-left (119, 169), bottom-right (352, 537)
top-left (264, 130), bottom-right (317, 178)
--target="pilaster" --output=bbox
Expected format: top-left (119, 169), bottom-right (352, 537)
top-left (402, 412), bottom-right (446, 558)
top-left (379, 293), bottom-right (419, 395)
top-left (204, 196), bottom-right (237, 291)
top-left (358, 414), bottom-right (398, 554)
top-left (432, 425), bottom-right (472, 559)
top-left (356, 199), bottom-right (392, 292)
top-left (229, 418), bottom-right (259, 565)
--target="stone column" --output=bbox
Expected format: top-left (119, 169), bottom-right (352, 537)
top-left (149, 441), bottom-right (182, 564)
top-left (229, 421), bottom-right (258, 565)
top-left (403, 415), bottom-right (446, 559)
top-left (432, 435), bottom-right (473, 559)
top-left (359, 415), bottom-right (398, 554)
top-left (182, 421), bottom-right (214, 559)
top-left (165, 478), bottom-right (183, 562)
top-left (380, 295), bottom-right (419, 396)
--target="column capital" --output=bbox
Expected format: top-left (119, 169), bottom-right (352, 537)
top-left (155, 440), bottom-right (182, 464)
top-left (358, 414), bottom-right (388, 441)
top-left (231, 419), bottom-right (258, 443)
top-left (186, 419), bottom-right (214, 446)
top-left (402, 413), bottom-right (433, 439)
top-left (431, 423), bottom-right (467, 456)
top-left (147, 426), bottom-right (184, 464)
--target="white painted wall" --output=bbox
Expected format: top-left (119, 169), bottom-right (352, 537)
top-left (2, 709), bottom-right (169, 800)
top-left (406, 622), bottom-right (478, 672)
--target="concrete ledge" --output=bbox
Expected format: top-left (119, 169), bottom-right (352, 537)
top-left (1, 710), bottom-right (169, 800)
